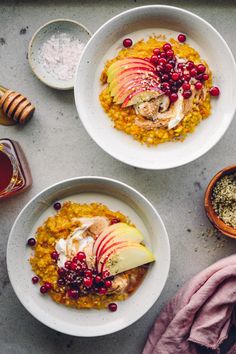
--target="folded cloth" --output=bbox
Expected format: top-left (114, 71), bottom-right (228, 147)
top-left (143, 255), bottom-right (236, 354)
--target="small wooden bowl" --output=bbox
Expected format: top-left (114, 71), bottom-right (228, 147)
top-left (204, 165), bottom-right (236, 239)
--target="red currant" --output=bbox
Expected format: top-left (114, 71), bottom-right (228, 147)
top-left (162, 74), bottom-right (169, 82)
top-left (182, 83), bottom-right (190, 91)
top-left (27, 238), bottom-right (36, 247)
top-left (40, 285), bottom-right (47, 294)
top-left (68, 289), bottom-right (79, 299)
top-left (182, 90), bottom-right (192, 99)
top-left (186, 61), bottom-right (195, 70)
top-left (183, 74), bottom-right (191, 82)
top-left (84, 269), bottom-right (93, 278)
top-left (210, 86), bottom-right (220, 96)
top-left (57, 278), bottom-right (65, 286)
top-left (170, 93), bottom-right (178, 103)
top-left (32, 276), bottom-right (39, 284)
top-left (53, 202), bottom-right (61, 210)
top-left (166, 49), bottom-right (174, 58)
top-left (70, 262), bottom-right (77, 270)
top-left (197, 64), bottom-right (206, 74)
top-left (158, 58), bottom-right (167, 66)
top-left (202, 74), bottom-right (209, 81)
top-left (65, 261), bottom-right (72, 269)
top-left (165, 63), bottom-right (173, 72)
top-left (99, 287), bottom-right (107, 295)
top-left (195, 82), bottom-right (203, 90)
top-left (160, 52), bottom-right (167, 58)
top-left (83, 277), bottom-right (93, 288)
top-left (44, 282), bottom-right (52, 290)
top-left (51, 251), bottom-right (58, 260)
top-left (57, 267), bottom-right (66, 276)
top-left (178, 34), bottom-right (186, 43)
top-left (163, 43), bottom-right (172, 52)
top-left (162, 82), bottom-right (170, 90)
top-left (95, 275), bottom-right (102, 284)
top-left (104, 280), bottom-right (112, 288)
top-left (77, 252), bottom-right (86, 262)
top-left (150, 55), bottom-right (158, 66)
top-left (108, 303), bottom-right (117, 312)
top-left (153, 48), bottom-right (160, 55)
top-left (196, 74), bottom-right (203, 81)
top-left (123, 38), bottom-right (132, 48)
top-left (190, 68), bottom-right (197, 77)
top-left (172, 72), bottom-right (179, 81)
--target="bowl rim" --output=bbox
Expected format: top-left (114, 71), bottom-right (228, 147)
top-left (7, 176), bottom-right (170, 336)
top-left (28, 18), bottom-right (92, 90)
top-left (204, 165), bottom-right (236, 239)
top-left (74, 5), bottom-right (236, 170)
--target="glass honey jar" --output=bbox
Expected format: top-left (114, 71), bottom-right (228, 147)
top-left (0, 139), bottom-right (32, 199)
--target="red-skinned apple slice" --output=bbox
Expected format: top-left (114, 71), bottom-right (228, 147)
top-left (121, 88), bottom-right (163, 108)
top-left (108, 62), bottom-right (155, 82)
top-left (107, 58), bottom-right (155, 76)
top-left (97, 242), bottom-right (132, 273)
top-left (113, 75), bottom-right (159, 97)
top-left (108, 66), bottom-right (155, 83)
top-left (93, 223), bottom-right (128, 257)
top-left (94, 223), bottom-right (144, 262)
top-left (109, 71), bottom-right (158, 95)
top-left (98, 242), bottom-right (155, 275)
top-left (107, 58), bottom-right (155, 82)
top-left (115, 80), bottom-right (160, 104)
top-left (96, 225), bottom-right (144, 261)
top-left (111, 77), bottom-right (149, 98)
top-left (97, 240), bottom-right (129, 269)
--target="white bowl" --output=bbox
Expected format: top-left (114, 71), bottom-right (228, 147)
top-left (7, 177), bottom-right (170, 337)
top-left (28, 19), bottom-right (91, 90)
top-left (74, 5), bottom-right (236, 169)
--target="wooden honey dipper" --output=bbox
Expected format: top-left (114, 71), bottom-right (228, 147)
top-left (0, 86), bottom-right (35, 125)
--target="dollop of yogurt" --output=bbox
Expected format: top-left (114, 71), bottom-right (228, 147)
top-left (55, 217), bottom-right (109, 268)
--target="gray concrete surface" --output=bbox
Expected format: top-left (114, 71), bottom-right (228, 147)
top-left (0, 1), bottom-right (236, 353)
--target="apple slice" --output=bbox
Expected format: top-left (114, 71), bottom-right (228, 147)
top-left (121, 88), bottom-right (163, 108)
top-left (93, 223), bottom-right (128, 256)
top-left (97, 241), bottom-right (130, 271)
top-left (111, 77), bottom-right (145, 98)
top-left (98, 242), bottom-right (155, 275)
top-left (107, 58), bottom-right (155, 77)
top-left (109, 71), bottom-right (158, 95)
top-left (108, 62), bottom-right (155, 83)
top-left (114, 80), bottom-right (160, 104)
top-left (97, 242), bottom-right (132, 273)
top-left (108, 66), bottom-right (155, 85)
top-left (93, 223), bottom-right (144, 261)
top-left (113, 76), bottom-right (159, 98)
top-left (96, 225), bottom-right (144, 261)
top-left (108, 65), bottom-right (155, 83)
top-left (107, 58), bottom-right (155, 82)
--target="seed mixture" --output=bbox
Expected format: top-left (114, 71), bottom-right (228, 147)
top-left (99, 36), bottom-right (213, 146)
top-left (212, 173), bottom-right (236, 228)
top-left (196, 227), bottom-right (227, 253)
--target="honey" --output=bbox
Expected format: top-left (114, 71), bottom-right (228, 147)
top-left (0, 139), bottom-right (32, 199)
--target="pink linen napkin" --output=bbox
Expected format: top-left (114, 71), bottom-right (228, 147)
top-left (143, 255), bottom-right (236, 354)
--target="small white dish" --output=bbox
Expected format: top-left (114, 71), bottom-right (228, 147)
top-left (7, 176), bottom-right (170, 337)
top-left (74, 5), bottom-right (236, 169)
top-left (28, 19), bottom-right (91, 90)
